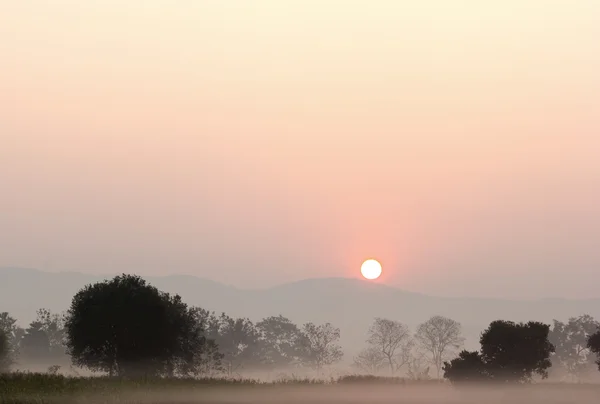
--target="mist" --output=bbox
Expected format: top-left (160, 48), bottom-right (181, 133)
top-left (3, 1), bottom-right (600, 403)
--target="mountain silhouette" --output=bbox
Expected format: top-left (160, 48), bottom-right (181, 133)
top-left (2, 267), bottom-right (599, 357)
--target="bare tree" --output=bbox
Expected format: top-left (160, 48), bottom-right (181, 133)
top-left (414, 315), bottom-right (465, 379)
top-left (367, 318), bottom-right (413, 375)
top-left (298, 322), bottom-right (343, 371)
top-left (407, 349), bottom-right (431, 380)
top-left (353, 347), bottom-right (386, 374)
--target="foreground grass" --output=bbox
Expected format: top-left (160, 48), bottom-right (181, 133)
top-left (0, 373), bottom-right (443, 403)
top-left (2, 373), bottom-right (597, 404)
top-left (0, 373), bottom-right (257, 404)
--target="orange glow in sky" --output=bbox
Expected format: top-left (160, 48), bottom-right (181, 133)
top-left (1, 1), bottom-right (600, 298)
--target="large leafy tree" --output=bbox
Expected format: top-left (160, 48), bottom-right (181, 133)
top-left (443, 351), bottom-right (489, 383)
top-left (549, 315), bottom-right (599, 381)
top-left (256, 315), bottom-right (303, 369)
top-left (480, 320), bottom-right (554, 382)
top-left (444, 320), bottom-right (554, 384)
top-left (415, 315), bottom-right (464, 379)
top-left (65, 274), bottom-right (207, 377)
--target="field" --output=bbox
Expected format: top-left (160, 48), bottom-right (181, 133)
top-left (1, 374), bottom-right (599, 404)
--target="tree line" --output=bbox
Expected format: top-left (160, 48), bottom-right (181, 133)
top-left (1, 274), bottom-right (600, 384)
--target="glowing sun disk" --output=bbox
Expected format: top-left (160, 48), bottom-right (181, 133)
top-left (361, 259), bottom-right (382, 280)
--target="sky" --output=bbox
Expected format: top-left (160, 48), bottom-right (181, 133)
top-left (1, 0), bottom-right (600, 299)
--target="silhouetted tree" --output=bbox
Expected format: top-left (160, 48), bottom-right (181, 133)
top-left (587, 330), bottom-right (600, 371)
top-left (161, 297), bottom-right (218, 377)
top-left (185, 307), bottom-right (223, 376)
top-left (480, 320), bottom-right (554, 382)
top-left (0, 329), bottom-right (10, 372)
top-left (366, 318), bottom-right (412, 375)
top-left (298, 322), bottom-right (343, 371)
top-left (256, 315), bottom-right (303, 369)
top-left (65, 274), bottom-right (207, 377)
top-left (35, 309), bottom-right (66, 360)
top-left (20, 321), bottom-right (51, 362)
top-left (415, 315), bottom-right (464, 379)
top-left (0, 313), bottom-right (18, 337)
top-left (549, 315), bottom-right (599, 381)
top-left (201, 313), bottom-right (261, 376)
top-left (443, 350), bottom-right (489, 383)
top-left (0, 312), bottom-right (21, 367)
top-left (444, 320), bottom-right (554, 384)
top-left (352, 347), bottom-right (386, 375)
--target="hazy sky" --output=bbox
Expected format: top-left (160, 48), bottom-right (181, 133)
top-left (2, 1), bottom-right (600, 299)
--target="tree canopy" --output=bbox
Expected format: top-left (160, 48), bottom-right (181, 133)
top-left (0, 312), bottom-right (19, 370)
top-left (256, 315), bottom-right (303, 369)
top-left (444, 320), bottom-right (554, 384)
top-left (549, 315), bottom-right (599, 380)
top-left (443, 350), bottom-right (488, 383)
top-left (0, 329), bottom-right (10, 372)
top-left (64, 274), bottom-right (211, 377)
top-left (9, 271), bottom-right (600, 385)
top-left (587, 329), bottom-right (600, 371)
top-left (480, 320), bottom-right (554, 382)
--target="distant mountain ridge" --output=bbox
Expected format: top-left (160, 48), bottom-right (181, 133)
top-left (2, 267), bottom-right (600, 354)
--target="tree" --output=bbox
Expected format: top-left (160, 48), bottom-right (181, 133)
top-left (201, 312), bottom-right (261, 376)
top-left (18, 309), bottom-right (68, 366)
top-left (0, 313), bottom-right (18, 338)
top-left (443, 350), bottom-right (489, 383)
top-left (184, 307), bottom-right (223, 376)
top-left (443, 320), bottom-right (554, 384)
top-left (256, 315), bottom-right (303, 369)
top-left (0, 329), bottom-right (10, 372)
top-left (161, 296), bottom-right (218, 377)
top-left (549, 315), bottom-right (599, 381)
top-left (407, 349), bottom-right (431, 381)
top-left (298, 322), bottom-right (343, 371)
top-left (65, 274), bottom-right (208, 377)
top-left (20, 321), bottom-right (51, 363)
top-left (0, 312), bottom-right (21, 367)
top-left (415, 315), bottom-right (465, 379)
top-left (35, 309), bottom-right (66, 359)
top-left (480, 320), bottom-right (554, 382)
top-left (366, 318), bottom-right (413, 375)
top-left (587, 330), bottom-right (600, 371)
top-left (352, 347), bottom-right (386, 374)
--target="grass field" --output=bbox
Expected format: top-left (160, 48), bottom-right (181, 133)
top-left (1, 373), bottom-right (598, 404)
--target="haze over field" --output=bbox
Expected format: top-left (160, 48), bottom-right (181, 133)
top-left (2, 2), bottom-right (600, 299)
top-left (2, 267), bottom-right (600, 364)
top-left (4, 4), bottom-right (600, 404)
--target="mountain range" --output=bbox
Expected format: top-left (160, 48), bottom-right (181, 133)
top-left (2, 267), bottom-right (599, 355)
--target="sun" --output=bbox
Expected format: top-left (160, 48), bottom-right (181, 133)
top-left (361, 259), bottom-right (382, 280)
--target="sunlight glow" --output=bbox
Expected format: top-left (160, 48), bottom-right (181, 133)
top-left (361, 259), bottom-right (382, 280)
